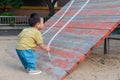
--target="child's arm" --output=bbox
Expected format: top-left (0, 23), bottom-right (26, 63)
top-left (38, 44), bottom-right (50, 52)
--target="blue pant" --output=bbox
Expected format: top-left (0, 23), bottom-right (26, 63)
top-left (16, 49), bottom-right (36, 70)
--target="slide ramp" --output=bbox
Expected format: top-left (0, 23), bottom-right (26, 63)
top-left (36, 0), bottom-right (120, 80)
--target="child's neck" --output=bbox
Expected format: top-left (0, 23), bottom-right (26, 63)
top-left (33, 26), bottom-right (38, 30)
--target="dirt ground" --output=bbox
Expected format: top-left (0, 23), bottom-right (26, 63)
top-left (0, 36), bottom-right (120, 80)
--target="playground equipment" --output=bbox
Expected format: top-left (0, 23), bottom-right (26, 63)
top-left (36, 0), bottom-right (120, 80)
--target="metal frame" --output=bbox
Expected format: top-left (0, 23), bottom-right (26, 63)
top-left (104, 34), bottom-right (120, 54)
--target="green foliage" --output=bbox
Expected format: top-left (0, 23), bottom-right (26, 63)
top-left (0, 0), bottom-right (23, 11)
top-left (9, 0), bottom-right (23, 9)
top-left (1, 11), bottom-right (15, 16)
top-left (0, 0), bottom-right (23, 26)
top-left (0, 12), bottom-right (16, 26)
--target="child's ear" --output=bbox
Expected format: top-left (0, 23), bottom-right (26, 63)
top-left (40, 18), bottom-right (44, 24)
top-left (36, 23), bottom-right (40, 27)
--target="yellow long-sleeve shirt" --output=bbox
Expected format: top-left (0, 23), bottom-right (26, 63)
top-left (16, 27), bottom-right (43, 50)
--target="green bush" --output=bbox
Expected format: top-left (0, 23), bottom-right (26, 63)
top-left (0, 12), bottom-right (15, 26)
top-left (0, 12), bottom-right (15, 16)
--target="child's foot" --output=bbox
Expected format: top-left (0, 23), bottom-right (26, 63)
top-left (25, 68), bottom-right (29, 72)
top-left (28, 70), bottom-right (42, 75)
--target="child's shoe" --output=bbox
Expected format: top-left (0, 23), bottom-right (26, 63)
top-left (25, 68), bottom-right (42, 75)
top-left (28, 70), bottom-right (42, 75)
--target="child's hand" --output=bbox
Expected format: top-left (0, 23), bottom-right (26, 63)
top-left (38, 44), bottom-right (50, 52)
top-left (47, 47), bottom-right (50, 52)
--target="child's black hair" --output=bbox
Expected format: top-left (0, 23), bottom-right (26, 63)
top-left (28, 13), bottom-right (41, 27)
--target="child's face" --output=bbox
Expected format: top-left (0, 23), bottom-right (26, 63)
top-left (36, 18), bottom-right (44, 30)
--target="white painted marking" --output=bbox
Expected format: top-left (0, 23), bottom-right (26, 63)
top-left (46, 0), bottom-right (90, 59)
top-left (42, 0), bottom-right (75, 36)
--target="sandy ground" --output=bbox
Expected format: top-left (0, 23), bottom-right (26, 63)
top-left (0, 36), bottom-right (120, 80)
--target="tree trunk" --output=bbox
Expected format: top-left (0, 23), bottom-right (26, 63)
top-left (52, 0), bottom-right (57, 6)
top-left (44, 0), bottom-right (58, 22)
top-left (45, 0), bottom-right (55, 15)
